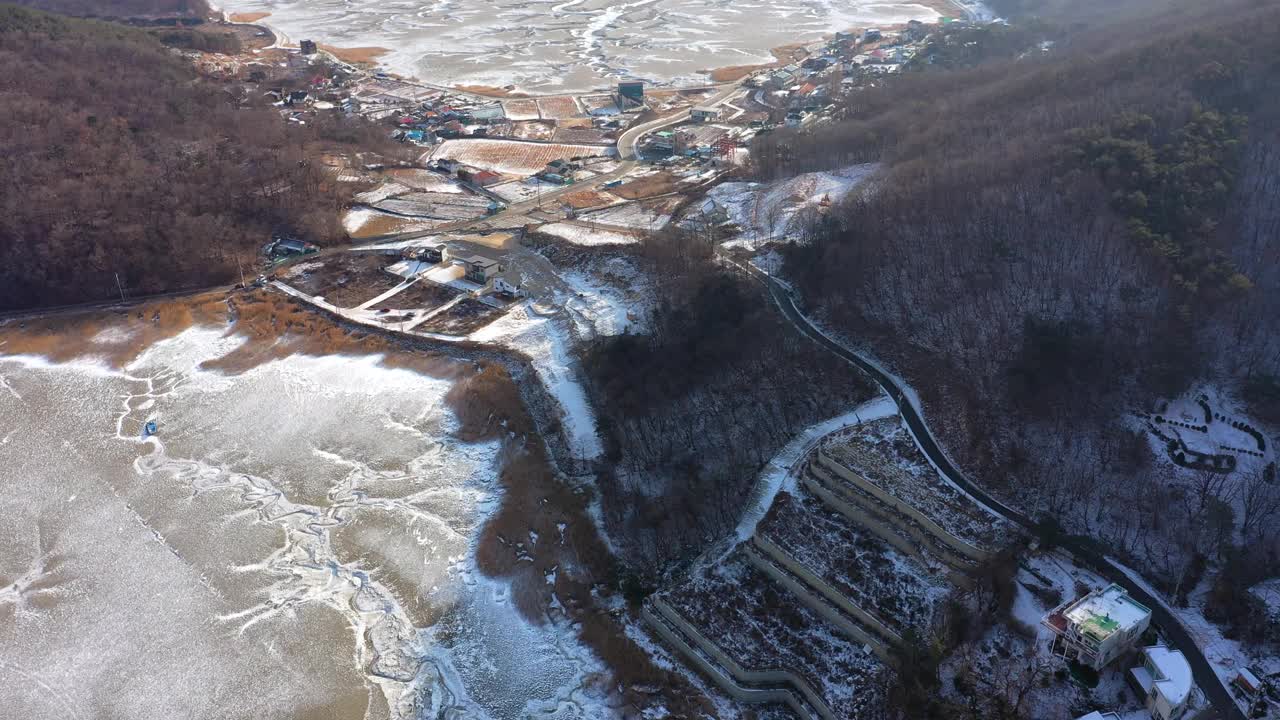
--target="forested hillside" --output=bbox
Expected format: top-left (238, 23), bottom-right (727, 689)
top-left (582, 233), bottom-right (874, 577)
top-left (0, 5), bottom-right (381, 311)
top-left (10, 0), bottom-right (207, 18)
top-left (762, 0), bottom-right (1280, 628)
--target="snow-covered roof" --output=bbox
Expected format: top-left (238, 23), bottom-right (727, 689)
top-left (1144, 645), bottom-right (1193, 707)
top-left (1075, 712), bottom-right (1122, 720)
top-left (1063, 584), bottom-right (1151, 641)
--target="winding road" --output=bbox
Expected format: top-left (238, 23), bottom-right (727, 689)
top-left (727, 257), bottom-right (1246, 720)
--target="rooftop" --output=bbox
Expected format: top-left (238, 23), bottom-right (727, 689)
top-left (1062, 584), bottom-right (1150, 642)
top-left (1145, 644), bottom-right (1193, 707)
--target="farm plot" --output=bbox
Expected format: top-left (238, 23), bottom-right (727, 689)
top-left (372, 191), bottom-right (492, 221)
top-left (662, 555), bottom-right (886, 719)
top-left (535, 96), bottom-right (583, 120)
top-left (822, 419), bottom-right (1010, 551)
top-left (416, 298), bottom-right (503, 335)
top-left (280, 254), bottom-right (402, 309)
top-left (369, 280), bottom-right (461, 311)
top-left (502, 98), bottom-right (541, 121)
top-left (758, 490), bottom-right (951, 634)
top-left (509, 121), bottom-right (556, 141)
top-left (384, 168), bottom-right (465, 193)
top-left (428, 140), bottom-right (611, 177)
top-left (535, 223), bottom-right (640, 246)
top-left (580, 197), bottom-right (680, 230)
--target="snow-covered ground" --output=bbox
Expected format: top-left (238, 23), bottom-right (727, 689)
top-left (537, 223), bottom-right (641, 246)
top-left (473, 302), bottom-right (604, 460)
top-left (579, 202), bottom-right (672, 231)
top-left (0, 327), bottom-right (609, 719)
top-left (734, 395), bottom-right (896, 543)
top-left (707, 164), bottom-right (878, 249)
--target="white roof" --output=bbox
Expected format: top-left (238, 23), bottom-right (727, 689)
top-left (1075, 713), bottom-right (1122, 720)
top-left (1064, 584), bottom-right (1151, 638)
top-left (1145, 645), bottom-right (1193, 707)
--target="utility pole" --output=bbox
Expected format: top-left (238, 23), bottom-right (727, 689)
top-left (237, 256), bottom-right (247, 288)
top-left (114, 272), bottom-right (126, 302)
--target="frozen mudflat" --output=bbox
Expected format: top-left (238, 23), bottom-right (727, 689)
top-left (0, 327), bottom-right (605, 719)
top-left (220, 0), bottom-right (946, 92)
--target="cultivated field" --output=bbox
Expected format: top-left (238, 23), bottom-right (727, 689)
top-left (429, 139), bottom-right (612, 177)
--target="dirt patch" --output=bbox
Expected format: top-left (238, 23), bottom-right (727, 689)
top-left (611, 172), bottom-right (678, 200)
top-left (509, 121), bottom-right (556, 142)
top-left (535, 96), bottom-right (583, 120)
top-left (415, 299), bottom-right (501, 335)
top-left (318, 44), bottom-right (389, 67)
top-left (371, 281), bottom-right (461, 311)
top-left (228, 11), bottom-right (270, 22)
top-left (283, 254), bottom-right (404, 309)
top-left (455, 84), bottom-right (530, 98)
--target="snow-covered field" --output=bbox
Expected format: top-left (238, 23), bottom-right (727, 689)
top-left (706, 164), bottom-right (878, 249)
top-left (537, 222), bottom-right (642, 246)
top-left (215, 0), bottom-right (946, 92)
top-left (0, 328), bottom-right (608, 719)
top-left (428, 140), bottom-right (611, 178)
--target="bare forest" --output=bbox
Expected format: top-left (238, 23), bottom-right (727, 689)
top-left (758, 0), bottom-right (1280, 639)
top-left (0, 5), bottom-right (394, 311)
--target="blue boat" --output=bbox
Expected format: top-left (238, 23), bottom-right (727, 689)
top-left (143, 420), bottom-right (158, 437)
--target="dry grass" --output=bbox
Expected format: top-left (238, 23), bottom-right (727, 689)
top-left (707, 41), bottom-right (810, 82)
top-left (456, 84), bottom-right (530, 98)
top-left (535, 96), bottom-right (583, 120)
top-left (318, 44), bottom-right (389, 66)
top-left (611, 172), bottom-right (678, 200)
top-left (228, 11), bottom-right (270, 22)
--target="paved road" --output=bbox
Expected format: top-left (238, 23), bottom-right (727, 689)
top-left (729, 258), bottom-right (1245, 720)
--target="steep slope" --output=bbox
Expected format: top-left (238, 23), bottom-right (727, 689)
top-left (0, 5), bottom-right (374, 311)
top-left (766, 0), bottom-right (1280, 608)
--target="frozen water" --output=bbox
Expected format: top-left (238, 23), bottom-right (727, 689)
top-left (0, 327), bottom-right (606, 719)
top-left (218, 0), bottom-right (946, 92)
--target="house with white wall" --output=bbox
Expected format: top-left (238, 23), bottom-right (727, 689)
top-left (1043, 584), bottom-right (1152, 670)
top-left (1130, 645), bottom-right (1195, 720)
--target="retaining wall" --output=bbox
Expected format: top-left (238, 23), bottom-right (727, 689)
top-left (648, 597), bottom-right (838, 720)
top-left (804, 467), bottom-right (974, 587)
top-left (816, 449), bottom-right (992, 562)
top-left (751, 535), bottom-right (902, 647)
top-left (743, 544), bottom-right (894, 663)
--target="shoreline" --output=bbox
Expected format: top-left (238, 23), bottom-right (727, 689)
top-left (215, 0), bottom-right (983, 100)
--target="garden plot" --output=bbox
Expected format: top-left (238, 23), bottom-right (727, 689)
top-left (707, 164), bottom-right (878, 249)
top-left (509, 121), bottom-right (556, 141)
top-left (369, 280), bottom-right (461, 311)
top-left (535, 223), bottom-right (641, 246)
top-left (280, 254), bottom-right (404, 309)
top-left (428, 139), bottom-right (611, 177)
top-left (490, 178), bottom-right (560, 204)
top-left (372, 191), bottom-right (493, 221)
top-left (823, 418), bottom-right (1010, 551)
top-left (580, 197), bottom-right (679, 231)
top-left (535, 96), bottom-right (584, 120)
top-left (384, 168), bottom-right (465, 193)
top-left (1135, 385), bottom-right (1274, 478)
top-left (757, 489), bottom-right (951, 634)
top-left (344, 209), bottom-right (442, 239)
top-left (501, 98), bottom-right (541, 121)
top-left (662, 554), bottom-right (886, 719)
top-left (414, 298), bottom-right (503, 335)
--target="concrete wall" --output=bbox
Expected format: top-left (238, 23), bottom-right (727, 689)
top-left (804, 465), bottom-right (975, 585)
top-left (816, 450), bottom-right (992, 562)
top-left (640, 605), bottom-right (814, 716)
top-left (743, 543), bottom-right (894, 663)
top-left (750, 535), bottom-right (903, 648)
top-left (647, 598), bottom-right (838, 720)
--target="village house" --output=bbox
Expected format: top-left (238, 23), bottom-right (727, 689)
top-left (299, 39), bottom-right (317, 55)
top-left (1043, 584), bottom-right (1152, 670)
top-left (690, 105), bottom-right (720, 123)
top-left (1130, 645), bottom-right (1195, 720)
top-left (1074, 713), bottom-right (1123, 720)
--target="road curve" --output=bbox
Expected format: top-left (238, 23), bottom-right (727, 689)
top-left (731, 259), bottom-right (1245, 720)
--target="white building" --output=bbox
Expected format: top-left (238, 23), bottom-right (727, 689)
top-left (690, 105), bottom-right (720, 123)
top-left (1075, 713), bottom-right (1122, 720)
top-left (1130, 645), bottom-right (1195, 720)
top-left (1043, 584), bottom-right (1152, 670)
